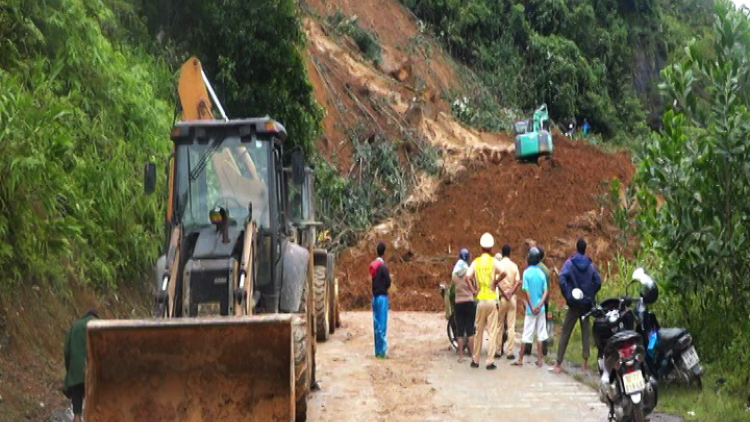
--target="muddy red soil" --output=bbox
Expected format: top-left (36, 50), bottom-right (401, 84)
top-left (337, 135), bottom-right (634, 311)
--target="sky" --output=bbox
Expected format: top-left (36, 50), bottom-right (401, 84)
top-left (732, 0), bottom-right (750, 9)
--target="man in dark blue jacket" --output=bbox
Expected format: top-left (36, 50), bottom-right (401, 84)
top-left (553, 238), bottom-right (601, 375)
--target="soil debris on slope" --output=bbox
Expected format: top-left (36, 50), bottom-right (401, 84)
top-left (337, 135), bottom-right (634, 311)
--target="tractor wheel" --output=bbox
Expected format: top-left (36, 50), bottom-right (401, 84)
top-left (293, 315), bottom-right (309, 422)
top-left (294, 276), bottom-right (311, 422)
top-left (333, 277), bottom-right (341, 328)
top-left (327, 278), bottom-right (336, 334)
top-left (326, 253), bottom-right (337, 334)
top-left (314, 265), bottom-right (330, 342)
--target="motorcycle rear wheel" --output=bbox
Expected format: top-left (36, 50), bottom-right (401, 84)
top-left (631, 399), bottom-right (646, 422)
top-left (691, 373), bottom-right (703, 390)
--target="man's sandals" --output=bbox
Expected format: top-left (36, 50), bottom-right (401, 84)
top-left (511, 360), bottom-right (544, 367)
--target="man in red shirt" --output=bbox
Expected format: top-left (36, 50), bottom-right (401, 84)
top-left (370, 241), bottom-right (392, 358)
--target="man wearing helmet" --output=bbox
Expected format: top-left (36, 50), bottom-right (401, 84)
top-left (465, 233), bottom-right (507, 370)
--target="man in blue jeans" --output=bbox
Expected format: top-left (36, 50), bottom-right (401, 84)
top-left (369, 241), bottom-right (392, 358)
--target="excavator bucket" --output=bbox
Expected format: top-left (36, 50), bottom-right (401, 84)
top-left (84, 315), bottom-right (295, 422)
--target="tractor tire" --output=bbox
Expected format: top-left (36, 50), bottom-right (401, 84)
top-left (327, 278), bottom-right (336, 334)
top-left (294, 274), bottom-right (312, 422)
top-left (333, 277), bottom-right (341, 328)
top-left (314, 265), bottom-right (330, 342)
top-left (293, 315), bottom-right (309, 422)
top-left (326, 253), bottom-right (336, 335)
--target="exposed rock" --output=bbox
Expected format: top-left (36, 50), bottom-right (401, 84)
top-left (404, 102), bottom-right (424, 126)
top-left (567, 210), bottom-right (599, 231)
top-left (391, 60), bottom-right (412, 82)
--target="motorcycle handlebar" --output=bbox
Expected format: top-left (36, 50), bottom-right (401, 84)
top-left (582, 294), bottom-right (640, 320)
top-left (581, 307), bottom-right (602, 320)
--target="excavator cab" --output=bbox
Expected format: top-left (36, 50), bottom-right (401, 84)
top-left (515, 103), bottom-right (553, 160)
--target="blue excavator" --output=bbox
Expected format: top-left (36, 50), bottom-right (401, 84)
top-left (514, 104), bottom-right (553, 160)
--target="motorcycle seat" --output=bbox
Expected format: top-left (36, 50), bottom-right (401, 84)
top-left (657, 328), bottom-right (687, 350)
top-left (603, 330), bottom-right (642, 355)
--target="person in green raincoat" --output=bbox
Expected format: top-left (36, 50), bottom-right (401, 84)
top-left (63, 308), bottom-right (98, 422)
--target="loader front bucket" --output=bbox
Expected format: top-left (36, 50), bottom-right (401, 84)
top-left (85, 315), bottom-right (294, 422)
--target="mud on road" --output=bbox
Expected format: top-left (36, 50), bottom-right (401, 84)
top-left (309, 312), bottom-right (683, 422)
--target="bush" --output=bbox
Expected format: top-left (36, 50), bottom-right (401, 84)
top-left (0, 0), bottom-right (172, 288)
top-left (314, 132), bottom-right (410, 249)
top-left (327, 11), bottom-right (382, 63)
top-left (140, 0), bottom-right (322, 157)
top-left (402, 0), bottom-right (711, 139)
top-left (635, 1), bottom-right (750, 394)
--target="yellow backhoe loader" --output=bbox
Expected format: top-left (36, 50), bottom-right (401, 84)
top-left (83, 57), bottom-right (337, 422)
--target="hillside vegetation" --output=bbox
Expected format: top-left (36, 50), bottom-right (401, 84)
top-left (635, 0), bottom-right (750, 398)
top-left (0, 0), bottom-right (748, 419)
top-left (0, 0), bottom-right (319, 290)
top-left (403, 0), bottom-right (713, 138)
top-left (0, 0), bottom-right (172, 288)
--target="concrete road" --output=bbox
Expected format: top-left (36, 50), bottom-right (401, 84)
top-left (308, 312), bottom-right (609, 422)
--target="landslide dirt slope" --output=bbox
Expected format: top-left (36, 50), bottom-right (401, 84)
top-left (302, 0), bottom-right (510, 174)
top-left (300, 0), bottom-right (636, 312)
top-left (338, 136), bottom-right (634, 311)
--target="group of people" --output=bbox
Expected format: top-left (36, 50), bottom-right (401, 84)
top-left (452, 233), bottom-right (602, 372)
top-left (368, 233), bottom-right (602, 375)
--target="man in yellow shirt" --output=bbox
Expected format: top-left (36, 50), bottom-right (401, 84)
top-left (494, 244), bottom-right (520, 360)
top-left (466, 233), bottom-right (507, 370)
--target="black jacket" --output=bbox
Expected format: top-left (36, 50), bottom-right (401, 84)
top-left (369, 258), bottom-right (391, 296)
top-left (559, 253), bottom-right (602, 310)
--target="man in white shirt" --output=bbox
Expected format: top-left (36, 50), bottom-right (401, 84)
top-left (494, 244), bottom-right (521, 360)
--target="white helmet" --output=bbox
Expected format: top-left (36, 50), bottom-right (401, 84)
top-left (480, 233), bottom-right (495, 249)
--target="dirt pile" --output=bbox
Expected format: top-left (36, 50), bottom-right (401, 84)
top-left (303, 0), bottom-right (510, 173)
top-left (337, 135), bottom-right (634, 311)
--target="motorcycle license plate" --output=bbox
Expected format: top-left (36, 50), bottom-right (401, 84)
top-left (623, 371), bottom-right (646, 394)
top-left (682, 346), bottom-right (700, 369)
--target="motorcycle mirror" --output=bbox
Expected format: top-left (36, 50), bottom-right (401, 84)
top-left (632, 267), bottom-right (655, 288)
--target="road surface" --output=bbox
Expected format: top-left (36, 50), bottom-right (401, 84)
top-left (46, 311), bottom-right (682, 422)
top-left (309, 311), bottom-right (608, 422)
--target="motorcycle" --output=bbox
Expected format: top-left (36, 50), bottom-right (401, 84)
top-left (585, 268), bottom-right (706, 421)
top-left (584, 285), bottom-right (657, 421)
top-left (630, 269), bottom-right (705, 389)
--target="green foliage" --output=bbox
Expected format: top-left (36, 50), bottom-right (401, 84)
top-left (635, 0), bottom-right (750, 394)
top-left (0, 0), bottom-right (172, 288)
top-left (402, 0), bottom-right (710, 139)
top-left (449, 93), bottom-right (518, 132)
top-left (315, 132), bottom-right (409, 249)
top-left (327, 11), bottom-right (382, 63)
top-left (411, 136), bottom-right (441, 176)
top-left (139, 0), bottom-right (321, 157)
top-left (600, 178), bottom-right (635, 249)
